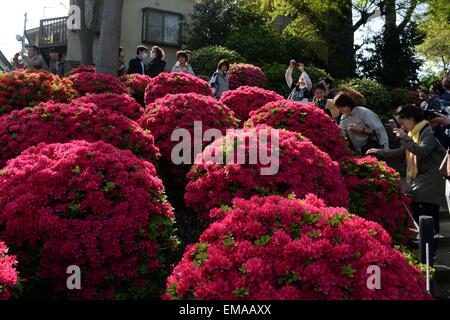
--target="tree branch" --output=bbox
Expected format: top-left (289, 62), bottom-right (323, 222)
top-left (352, 9), bottom-right (377, 32)
top-left (398, 0), bottom-right (419, 31)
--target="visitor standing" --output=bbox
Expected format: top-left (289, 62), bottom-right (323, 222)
top-left (128, 45), bottom-right (148, 75)
top-left (147, 46), bottom-right (166, 77)
top-left (118, 47), bottom-right (127, 77)
top-left (13, 46), bottom-right (48, 71)
top-left (209, 59), bottom-right (230, 99)
top-left (48, 47), bottom-right (70, 77)
top-left (285, 60), bottom-right (312, 103)
top-left (172, 51), bottom-right (195, 76)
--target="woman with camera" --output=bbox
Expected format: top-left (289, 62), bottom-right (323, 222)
top-left (285, 60), bottom-right (312, 103)
top-left (333, 92), bottom-right (389, 155)
top-left (367, 105), bottom-right (447, 238)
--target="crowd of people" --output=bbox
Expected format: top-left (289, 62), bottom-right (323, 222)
top-left (10, 44), bottom-right (450, 243)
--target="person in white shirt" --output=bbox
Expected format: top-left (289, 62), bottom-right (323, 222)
top-left (285, 60), bottom-right (312, 103)
top-left (334, 91), bottom-right (389, 155)
top-left (172, 51), bottom-right (195, 76)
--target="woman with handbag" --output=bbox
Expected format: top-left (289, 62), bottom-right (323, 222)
top-left (367, 105), bottom-right (447, 238)
top-left (333, 92), bottom-right (389, 155)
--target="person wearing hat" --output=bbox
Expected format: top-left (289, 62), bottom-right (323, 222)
top-left (49, 47), bottom-right (70, 77)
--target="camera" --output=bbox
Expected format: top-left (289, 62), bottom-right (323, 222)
top-left (424, 109), bottom-right (448, 120)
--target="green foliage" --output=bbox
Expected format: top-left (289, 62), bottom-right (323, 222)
top-left (191, 46), bottom-right (246, 77)
top-left (225, 24), bottom-right (288, 67)
top-left (345, 78), bottom-right (392, 116)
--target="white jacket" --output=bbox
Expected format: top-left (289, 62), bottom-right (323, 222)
top-left (285, 67), bottom-right (312, 92)
top-left (172, 62), bottom-right (196, 76)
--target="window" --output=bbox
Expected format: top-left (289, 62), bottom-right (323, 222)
top-left (143, 9), bottom-right (182, 46)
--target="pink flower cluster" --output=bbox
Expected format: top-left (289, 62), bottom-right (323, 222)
top-left (185, 126), bottom-right (349, 220)
top-left (70, 72), bottom-right (128, 96)
top-left (0, 140), bottom-right (178, 299)
top-left (73, 93), bottom-right (144, 121)
top-left (246, 100), bottom-right (352, 161)
top-left (340, 156), bottom-right (409, 240)
top-left (139, 93), bottom-right (239, 162)
top-left (0, 100), bottom-right (160, 168)
top-left (220, 86), bottom-right (284, 122)
top-left (0, 69), bottom-right (76, 115)
top-left (66, 65), bottom-right (96, 77)
top-left (229, 64), bottom-right (269, 90)
top-left (144, 72), bottom-right (213, 105)
top-left (120, 74), bottom-right (152, 106)
top-left (165, 195), bottom-right (430, 300)
top-left (0, 241), bottom-right (17, 300)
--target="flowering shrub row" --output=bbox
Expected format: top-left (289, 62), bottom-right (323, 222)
top-left (165, 195), bottom-right (430, 300)
top-left (144, 73), bottom-right (213, 105)
top-left (220, 86), bottom-right (284, 122)
top-left (0, 100), bottom-right (159, 168)
top-left (229, 64), bottom-right (269, 90)
top-left (246, 100), bottom-right (352, 161)
top-left (0, 69), bottom-right (76, 115)
top-left (185, 127), bottom-right (349, 220)
top-left (0, 141), bottom-right (178, 299)
top-left (70, 72), bottom-right (128, 96)
top-left (120, 74), bottom-right (152, 106)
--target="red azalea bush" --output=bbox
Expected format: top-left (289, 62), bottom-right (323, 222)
top-left (0, 69), bottom-right (76, 115)
top-left (245, 100), bottom-right (352, 161)
top-left (220, 86), bottom-right (284, 122)
top-left (229, 64), bottom-right (269, 90)
top-left (120, 74), bottom-right (152, 106)
top-left (66, 65), bottom-right (95, 77)
top-left (139, 93), bottom-right (239, 162)
top-left (72, 93), bottom-right (144, 121)
top-left (165, 195), bottom-right (430, 300)
top-left (0, 140), bottom-right (178, 299)
top-left (144, 72), bottom-right (213, 105)
top-left (0, 100), bottom-right (160, 168)
top-left (0, 241), bottom-right (18, 300)
top-left (185, 127), bottom-right (349, 220)
top-left (70, 72), bottom-right (128, 96)
top-left (340, 156), bottom-right (409, 240)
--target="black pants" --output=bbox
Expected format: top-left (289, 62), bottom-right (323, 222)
top-left (411, 201), bottom-right (440, 234)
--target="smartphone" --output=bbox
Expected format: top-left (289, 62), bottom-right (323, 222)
top-left (389, 119), bottom-right (398, 131)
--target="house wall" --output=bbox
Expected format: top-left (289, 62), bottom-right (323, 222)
top-left (67, 0), bottom-right (194, 71)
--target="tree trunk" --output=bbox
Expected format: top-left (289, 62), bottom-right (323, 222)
top-left (75, 0), bottom-right (101, 65)
top-left (324, 0), bottom-right (355, 78)
top-left (95, 0), bottom-right (124, 75)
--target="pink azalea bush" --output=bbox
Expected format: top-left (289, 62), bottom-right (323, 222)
top-left (246, 100), bottom-right (352, 161)
top-left (0, 69), bottom-right (76, 115)
top-left (0, 241), bottom-right (18, 300)
top-left (0, 100), bottom-right (160, 168)
top-left (144, 72), bottom-right (213, 105)
top-left (229, 64), bottom-right (269, 90)
top-left (165, 195), bottom-right (430, 300)
top-left (185, 126), bottom-right (349, 220)
top-left (0, 141), bottom-right (178, 299)
top-left (66, 65), bottom-right (95, 77)
top-left (220, 86), bottom-right (284, 122)
top-left (72, 93), bottom-right (144, 121)
top-left (139, 93), bottom-right (239, 163)
top-left (120, 74), bottom-right (152, 106)
top-left (70, 72), bottom-right (128, 96)
top-left (340, 156), bottom-right (409, 240)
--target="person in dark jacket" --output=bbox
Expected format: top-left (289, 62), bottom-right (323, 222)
top-left (118, 47), bottom-right (127, 77)
top-left (48, 47), bottom-right (70, 77)
top-left (146, 46), bottom-right (166, 77)
top-left (367, 105), bottom-right (447, 237)
top-left (128, 45), bottom-right (148, 75)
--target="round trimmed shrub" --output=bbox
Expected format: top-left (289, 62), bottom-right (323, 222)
top-left (246, 100), bottom-right (352, 161)
top-left (70, 72), bottom-right (128, 96)
top-left (185, 126), bottom-right (349, 220)
top-left (345, 79), bottom-right (391, 116)
top-left (0, 241), bottom-right (18, 300)
top-left (0, 100), bottom-right (160, 168)
top-left (0, 140), bottom-right (178, 299)
top-left (220, 86), bottom-right (284, 122)
top-left (165, 195), bottom-right (430, 300)
top-left (120, 74), bottom-right (152, 106)
top-left (229, 64), bottom-right (268, 90)
top-left (144, 72), bottom-right (213, 105)
top-left (72, 93), bottom-right (144, 121)
top-left (191, 46), bottom-right (246, 77)
top-left (340, 156), bottom-right (409, 240)
top-left (139, 93), bottom-right (239, 163)
top-left (0, 69), bottom-right (76, 115)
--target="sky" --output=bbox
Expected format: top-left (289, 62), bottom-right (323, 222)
top-left (0, 0), bottom-right (70, 60)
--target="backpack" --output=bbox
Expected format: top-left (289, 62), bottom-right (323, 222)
top-left (288, 87), bottom-right (308, 102)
